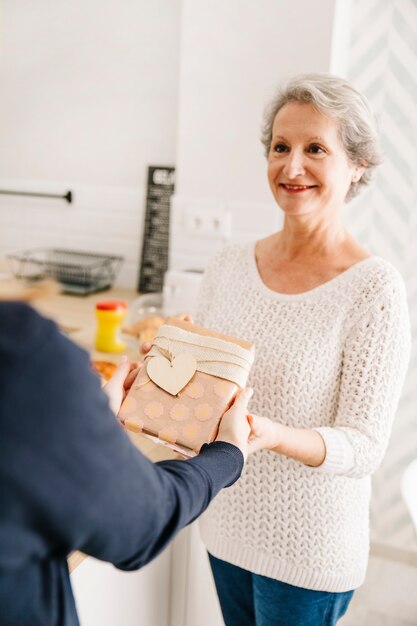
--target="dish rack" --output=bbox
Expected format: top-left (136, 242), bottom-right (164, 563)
top-left (7, 248), bottom-right (124, 295)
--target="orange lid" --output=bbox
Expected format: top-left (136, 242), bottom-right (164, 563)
top-left (96, 300), bottom-right (127, 311)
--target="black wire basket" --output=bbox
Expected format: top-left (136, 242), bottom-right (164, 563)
top-left (7, 248), bottom-right (124, 295)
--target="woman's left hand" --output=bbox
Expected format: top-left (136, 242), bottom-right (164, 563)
top-left (247, 413), bottom-right (282, 454)
top-left (103, 357), bottom-right (143, 416)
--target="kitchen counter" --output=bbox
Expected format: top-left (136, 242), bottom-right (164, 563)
top-left (33, 286), bottom-right (180, 572)
top-left (35, 287), bottom-right (139, 362)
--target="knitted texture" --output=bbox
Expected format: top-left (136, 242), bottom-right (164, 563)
top-left (197, 242), bottom-right (410, 593)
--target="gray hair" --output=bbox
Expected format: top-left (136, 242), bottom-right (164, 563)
top-left (261, 73), bottom-right (383, 201)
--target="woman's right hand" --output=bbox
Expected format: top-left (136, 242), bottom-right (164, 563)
top-left (215, 388), bottom-right (253, 461)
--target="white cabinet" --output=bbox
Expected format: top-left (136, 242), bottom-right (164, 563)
top-left (70, 523), bottom-right (223, 626)
top-left (71, 547), bottom-right (171, 626)
top-left (170, 524), bottom-right (224, 626)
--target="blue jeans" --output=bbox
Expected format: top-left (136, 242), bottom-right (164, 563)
top-left (208, 553), bottom-right (354, 626)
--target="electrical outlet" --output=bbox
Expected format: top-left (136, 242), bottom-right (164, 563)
top-left (184, 208), bottom-right (232, 240)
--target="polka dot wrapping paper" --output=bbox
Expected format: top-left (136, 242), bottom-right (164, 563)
top-left (119, 319), bottom-right (255, 456)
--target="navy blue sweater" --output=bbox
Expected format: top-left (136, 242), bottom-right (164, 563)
top-left (0, 302), bottom-right (243, 626)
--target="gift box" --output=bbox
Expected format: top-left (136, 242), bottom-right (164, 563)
top-left (119, 318), bottom-right (255, 457)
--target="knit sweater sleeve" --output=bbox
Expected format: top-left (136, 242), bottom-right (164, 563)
top-left (313, 277), bottom-right (411, 478)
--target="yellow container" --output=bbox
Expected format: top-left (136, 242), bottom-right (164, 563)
top-left (95, 300), bottom-right (127, 353)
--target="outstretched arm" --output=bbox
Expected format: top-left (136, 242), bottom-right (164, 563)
top-left (5, 307), bottom-right (250, 571)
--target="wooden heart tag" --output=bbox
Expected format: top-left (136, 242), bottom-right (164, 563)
top-left (147, 353), bottom-right (197, 396)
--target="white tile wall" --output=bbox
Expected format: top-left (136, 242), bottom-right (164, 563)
top-left (0, 179), bottom-right (145, 289)
top-left (0, 183), bottom-right (282, 291)
top-left (169, 194), bottom-right (282, 272)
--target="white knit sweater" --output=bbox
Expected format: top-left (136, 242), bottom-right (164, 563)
top-left (197, 242), bottom-right (410, 593)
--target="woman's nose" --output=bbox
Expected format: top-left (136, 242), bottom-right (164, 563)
top-left (282, 151), bottom-right (306, 179)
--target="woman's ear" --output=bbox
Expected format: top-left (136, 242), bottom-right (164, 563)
top-left (352, 164), bottom-right (366, 183)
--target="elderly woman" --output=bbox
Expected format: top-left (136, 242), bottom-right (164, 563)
top-left (196, 74), bottom-right (411, 626)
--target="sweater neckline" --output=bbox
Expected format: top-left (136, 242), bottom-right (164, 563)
top-left (247, 241), bottom-right (380, 301)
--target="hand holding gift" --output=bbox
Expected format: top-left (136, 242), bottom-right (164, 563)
top-left (215, 387), bottom-right (254, 460)
top-left (119, 318), bottom-right (255, 456)
top-left (103, 358), bottom-right (144, 415)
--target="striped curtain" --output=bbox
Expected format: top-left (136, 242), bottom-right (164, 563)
top-left (346, 0), bottom-right (417, 550)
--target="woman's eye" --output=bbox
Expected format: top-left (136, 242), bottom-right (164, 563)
top-left (273, 143), bottom-right (288, 153)
top-left (309, 144), bottom-right (325, 154)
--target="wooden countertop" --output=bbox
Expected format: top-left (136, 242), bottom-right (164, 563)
top-left (33, 286), bottom-right (180, 572)
top-left (35, 287), bottom-right (139, 362)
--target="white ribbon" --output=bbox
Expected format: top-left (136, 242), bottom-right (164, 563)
top-left (146, 324), bottom-right (254, 388)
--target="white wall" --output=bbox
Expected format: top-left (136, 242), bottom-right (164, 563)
top-left (0, 0), bottom-right (180, 287)
top-left (175, 0), bottom-right (336, 203)
top-left (0, 0), bottom-right (180, 186)
top-left (0, 0), bottom-right (338, 285)
top-left (170, 0), bottom-right (337, 271)
top-left (0, 0), bottom-right (335, 287)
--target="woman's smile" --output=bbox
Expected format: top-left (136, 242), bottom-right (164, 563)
top-left (279, 183), bottom-right (318, 193)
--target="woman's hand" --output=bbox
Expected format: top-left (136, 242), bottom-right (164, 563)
top-left (141, 313), bottom-right (193, 354)
top-left (247, 413), bottom-right (282, 454)
top-left (215, 388), bottom-right (253, 461)
top-left (248, 415), bottom-right (326, 466)
top-left (103, 357), bottom-right (143, 415)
